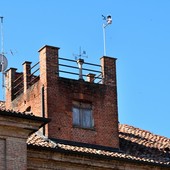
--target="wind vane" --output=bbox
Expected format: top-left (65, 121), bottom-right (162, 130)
top-left (73, 47), bottom-right (88, 81)
top-left (73, 47), bottom-right (88, 61)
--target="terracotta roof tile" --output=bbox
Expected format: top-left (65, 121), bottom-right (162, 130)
top-left (0, 101), bottom-right (5, 110)
top-left (119, 124), bottom-right (170, 165)
top-left (27, 133), bottom-right (143, 161)
top-left (27, 124), bottom-right (170, 166)
top-left (0, 108), bottom-right (50, 130)
top-left (0, 101), bottom-right (36, 117)
top-left (28, 133), bottom-right (56, 148)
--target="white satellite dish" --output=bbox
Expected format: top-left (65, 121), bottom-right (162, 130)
top-left (0, 54), bottom-right (8, 72)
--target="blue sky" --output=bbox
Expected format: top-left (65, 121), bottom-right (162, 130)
top-left (0, 0), bottom-right (170, 138)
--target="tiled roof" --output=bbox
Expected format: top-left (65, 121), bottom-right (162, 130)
top-left (27, 124), bottom-right (170, 166)
top-left (0, 105), bottom-right (50, 130)
top-left (0, 101), bottom-right (5, 110)
top-left (27, 132), bottom-right (152, 164)
top-left (119, 124), bottom-right (170, 165)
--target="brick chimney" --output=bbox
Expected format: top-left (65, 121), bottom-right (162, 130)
top-left (87, 73), bottom-right (96, 83)
top-left (5, 68), bottom-right (17, 107)
top-left (38, 45), bottom-right (59, 85)
top-left (23, 61), bottom-right (32, 93)
top-left (101, 56), bottom-right (117, 86)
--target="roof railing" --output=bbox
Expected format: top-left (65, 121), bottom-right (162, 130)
top-left (58, 57), bottom-right (102, 83)
top-left (11, 57), bottom-right (103, 99)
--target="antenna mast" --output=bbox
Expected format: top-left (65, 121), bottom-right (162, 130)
top-left (0, 16), bottom-right (4, 55)
top-left (102, 15), bottom-right (112, 56)
top-left (0, 16), bottom-right (8, 100)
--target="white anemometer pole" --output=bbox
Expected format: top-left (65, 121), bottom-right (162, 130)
top-left (102, 15), bottom-right (112, 56)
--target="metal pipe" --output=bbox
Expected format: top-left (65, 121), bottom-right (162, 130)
top-left (103, 24), bottom-right (106, 56)
top-left (41, 85), bottom-right (45, 135)
top-left (77, 58), bottom-right (84, 80)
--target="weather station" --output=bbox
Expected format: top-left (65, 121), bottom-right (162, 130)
top-left (102, 15), bottom-right (112, 56)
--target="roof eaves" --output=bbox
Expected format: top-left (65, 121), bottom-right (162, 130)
top-left (27, 143), bottom-right (170, 168)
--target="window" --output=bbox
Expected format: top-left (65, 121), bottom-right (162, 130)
top-left (72, 101), bottom-right (94, 129)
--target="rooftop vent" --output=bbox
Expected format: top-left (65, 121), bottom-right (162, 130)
top-left (77, 58), bottom-right (84, 80)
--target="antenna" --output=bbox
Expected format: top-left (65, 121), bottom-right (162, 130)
top-left (102, 15), bottom-right (112, 56)
top-left (0, 16), bottom-right (8, 99)
top-left (0, 16), bottom-right (4, 54)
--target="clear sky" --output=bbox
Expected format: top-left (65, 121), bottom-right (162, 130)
top-left (0, 0), bottom-right (170, 138)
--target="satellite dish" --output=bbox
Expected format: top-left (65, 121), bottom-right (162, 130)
top-left (0, 54), bottom-right (8, 72)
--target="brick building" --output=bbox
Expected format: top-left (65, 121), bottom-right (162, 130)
top-left (0, 45), bottom-right (169, 169)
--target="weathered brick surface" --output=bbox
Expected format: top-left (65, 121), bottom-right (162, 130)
top-left (6, 137), bottom-right (27, 170)
top-left (47, 78), bottom-right (119, 148)
top-left (0, 138), bottom-right (6, 170)
top-left (0, 122), bottom-right (28, 170)
top-left (8, 81), bottom-right (42, 117)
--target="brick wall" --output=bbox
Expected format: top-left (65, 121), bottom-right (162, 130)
top-left (47, 77), bottom-right (119, 148)
top-left (0, 138), bottom-right (6, 170)
top-left (0, 110), bottom-right (49, 170)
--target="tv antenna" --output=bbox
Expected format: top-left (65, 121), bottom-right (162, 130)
top-left (102, 15), bottom-right (112, 56)
top-left (0, 16), bottom-right (8, 97)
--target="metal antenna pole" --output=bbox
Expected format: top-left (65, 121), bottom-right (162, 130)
top-left (0, 17), bottom-right (4, 55)
top-left (103, 24), bottom-right (106, 56)
top-left (102, 15), bottom-right (112, 57)
top-left (0, 16), bottom-right (5, 100)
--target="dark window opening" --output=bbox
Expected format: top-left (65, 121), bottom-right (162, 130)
top-left (72, 101), bottom-right (94, 129)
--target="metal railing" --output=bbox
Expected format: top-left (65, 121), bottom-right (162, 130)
top-left (11, 57), bottom-right (102, 99)
top-left (28, 62), bottom-right (40, 86)
top-left (12, 62), bottom-right (40, 98)
top-left (13, 73), bottom-right (24, 97)
top-left (58, 57), bottom-right (102, 83)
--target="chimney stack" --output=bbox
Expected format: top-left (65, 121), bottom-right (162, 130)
top-left (101, 56), bottom-right (117, 86)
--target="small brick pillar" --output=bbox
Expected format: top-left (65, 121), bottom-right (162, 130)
top-left (38, 45), bottom-right (60, 86)
top-left (5, 68), bottom-right (17, 108)
top-left (100, 56), bottom-right (117, 85)
top-left (23, 61), bottom-right (32, 93)
top-left (38, 45), bottom-right (60, 136)
top-left (87, 73), bottom-right (96, 83)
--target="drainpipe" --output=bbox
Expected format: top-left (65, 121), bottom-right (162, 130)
top-left (41, 85), bottom-right (45, 135)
